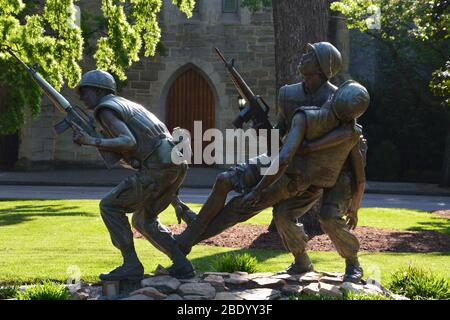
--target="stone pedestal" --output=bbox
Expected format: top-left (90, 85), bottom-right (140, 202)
top-left (102, 280), bottom-right (141, 298)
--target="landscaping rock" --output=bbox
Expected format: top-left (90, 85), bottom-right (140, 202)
top-left (202, 272), bottom-right (231, 278)
top-left (72, 292), bottom-right (89, 300)
top-left (319, 282), bottom-right (343, 299)
top-left (302, 282), bottom-right (320, 296)
top-left (178, 283), bottom-right (216, 299)
top-left (319, 276), bottom-right (343, 285)
top-left (141, 276), bottom-right (181, 294)
top-left (183, 295), bottom-right (210, 300)
top-left (271, 273), bottom-right (298, 282)
top-left (249, 277), bottom-right (286, 289)
top-left (365, 278), bottom-right (390, 294)
top-left (340, 282), bottom-right (365, 294)
top-left (322, 271), bottom-right (345, 278)
top-left (298, 272), bottom-right (322, 283)
top-left (235, 288), bottom-right (281, 300)
top-left (363, 283), bottom-right (386, 295)
top-left (214, 292), bottom-right (244, 300)
top-left (244, 272), bottom-right (275, 279)
top-left (281, 284), bottom-right (303, 295)
top-left (130, 287), bottom-right (167, 299)
top-left (121, 294), bottom-right (154, 300)
top-left (70, 269), bottom-right (406, 301)
top-left (225, 274), bottom-right (249, 285)
top-left (165, 294), bottom-right (183, 300)
top-left (203, 275), bottom-right (226, 291)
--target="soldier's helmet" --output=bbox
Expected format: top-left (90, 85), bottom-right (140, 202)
top-left (307, 42), bottom-right (342, 79)
top-left (76, 70), bottom-right (117, 94)
top-left (331, 80), bottom-right (370, 122)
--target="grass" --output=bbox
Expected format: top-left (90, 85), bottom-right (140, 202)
top-left (290, 292), bottom-right (393, 300)
top-left (211, 252), bottom-right (258, 273)
top-left (0, 199), bottom-right (449, 286)
top-left (0, 285), bottom-right (18, 299)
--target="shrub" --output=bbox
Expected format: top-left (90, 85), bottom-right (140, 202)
top-left (211, 253), bottom-right (258, 273)
top-left (17, 281), bottom-right (71, 300)
top-left (367, 140), bottom-right (401, 181)
top-left (0, 285), bottom-right (18, 299)
top-left (389, 265), bottom-right (450, 300)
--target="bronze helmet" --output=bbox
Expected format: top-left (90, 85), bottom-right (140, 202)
top-left (76, 70), bottom-right (117, 94)
top-left (331, 80), bottom-right (370, 122)
top-left (307, 42), bottom-right (342, 79)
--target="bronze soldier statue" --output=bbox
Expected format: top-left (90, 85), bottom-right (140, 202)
top-left (178, 42), bottom-right (368, 283)
top-left (273, 42), bottom-right (367, 282)
top-left (72, 70), bottom-right (195, 280)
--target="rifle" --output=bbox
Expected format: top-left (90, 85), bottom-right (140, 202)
top-left (215, 47), bottom-right (275, 153)
top-left (5, 47), bottom-right (121, 168)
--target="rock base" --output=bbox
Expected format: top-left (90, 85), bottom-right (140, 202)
top-left (70, 270), bottom-right (408, 300)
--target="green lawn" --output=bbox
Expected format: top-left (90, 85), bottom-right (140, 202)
top-left (0, 199), bottom-right (448, 285)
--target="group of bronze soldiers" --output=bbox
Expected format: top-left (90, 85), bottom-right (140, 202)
top-left (72, 42), bottom-right (370, 283)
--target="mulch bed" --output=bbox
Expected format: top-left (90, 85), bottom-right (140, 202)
top-left (134, 219), bottom-right (450, 253)
top-left (433, 210), bottom-right (450, 219)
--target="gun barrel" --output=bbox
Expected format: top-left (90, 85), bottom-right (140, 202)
top-left (214, 47), bottom-right (256, 99)
top-left (6, 48), bottom-right (71, 113)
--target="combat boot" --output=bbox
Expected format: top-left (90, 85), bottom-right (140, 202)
top-left (343, 259), bottom-right (363, 283)
top-left (99, 262), bottom-right (144, 281)
top-left (167, 259), bottom-right (196, 279)
top-left (279, 252), bottom-right (314, 275)
top-left (176, 219), bottom-right (207, 255)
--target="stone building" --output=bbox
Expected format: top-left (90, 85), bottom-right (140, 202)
top-left (2, 0), bottom-right (370, 170)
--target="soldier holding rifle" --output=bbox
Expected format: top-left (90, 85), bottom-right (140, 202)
top-left (5, 47), bottom-right (196, 280)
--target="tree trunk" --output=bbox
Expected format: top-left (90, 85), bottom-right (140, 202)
top-left (0, 85), bottom-right (19, 170)
top-left (272, 0), bottom-right (330, 90)
top-left (440, 131), bottom-right (450, 188)
top-left (269, 0), bottom-right (330, 237)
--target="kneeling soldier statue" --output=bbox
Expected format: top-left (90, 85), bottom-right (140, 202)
top-left (73, 70), bottom-right (195, 280)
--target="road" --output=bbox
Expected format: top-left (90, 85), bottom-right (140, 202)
top-left (0, 185), bottom-right (449, 212)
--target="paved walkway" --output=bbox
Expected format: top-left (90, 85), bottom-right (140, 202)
top-left (0, 168), bottom-right (449, 196)
top-left (0, 185), bottom-right (448, 211)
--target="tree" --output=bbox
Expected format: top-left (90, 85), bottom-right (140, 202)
top-left (0, 0), bottom-right (195, 135)
top-left (330, 0), bottom-right (449, 186)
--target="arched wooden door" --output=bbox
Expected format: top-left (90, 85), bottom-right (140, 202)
top-left (166, 68), bottom-right (215, 165)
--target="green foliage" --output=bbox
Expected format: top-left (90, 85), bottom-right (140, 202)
top-left (95, 0), bottom-right (194, 80)
top-left (389, 265), bottom-right (450, 300)
top-left (331, 0), bottom-right (449, 105)
top-left (0, 0), bottom-right (83, 134)
top-left (241, 0), bottom-right (271, 12)
top-left (0, 0), bottom-right (195, 134)
top-left (17, 281), bottom-right (71, 300)
top-left (366, 140), bottom-right (401, 181)
top-left (0, 285), bottom-right (18, 299)
top-left (342, 290), bottom-right (392, 300)
top-left (211, 253), bottom-right (258, 273)
top-left (290, 291), bottom-right (392, 300)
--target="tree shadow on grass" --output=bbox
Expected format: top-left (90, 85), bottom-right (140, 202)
top-left (0, 204), bottom-right (96, 226)
top-left (189, 246), bottom-right (336, 274)
top-left (406, 217), bottom-right (450, 235)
